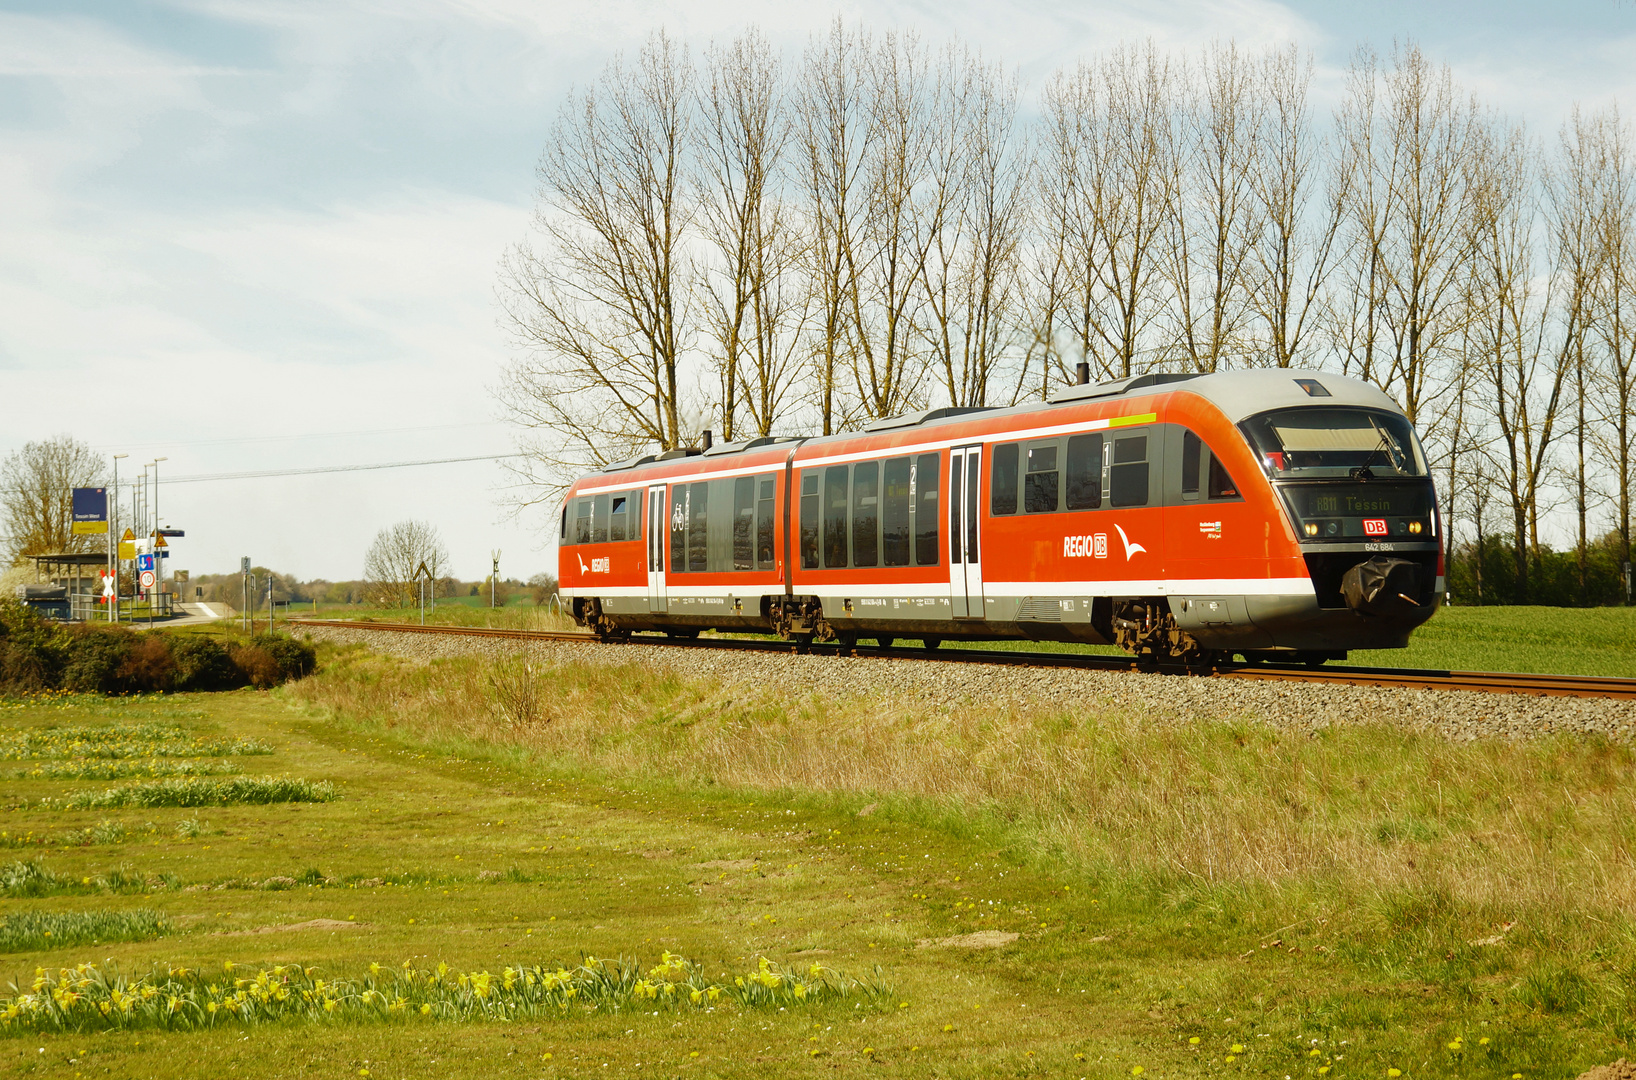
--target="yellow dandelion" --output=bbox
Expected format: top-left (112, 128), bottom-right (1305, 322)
top-left (1132, 1067), bottom-right (1145, 1076)
top-left (1231, 1044), bottom-right (1244, 1054)
top-left (1388, 1070), bottom-right (1402, 1078)
top-left (1189, 1036), bottom-right (1200, 1045)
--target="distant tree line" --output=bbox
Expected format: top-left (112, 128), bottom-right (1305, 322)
top-left (499, 24), bottom-right (1636, 606)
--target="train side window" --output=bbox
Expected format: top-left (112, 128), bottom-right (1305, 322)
top-left (852, 461), bottom-right (879, 567)
top-left (799, 473), bottom-right (819, 569)
top-left (687, 481), bottom-right (709, 572)
top-left (592, 495), bottom-right (610, 544)
top-left (990, 443), bottom-right (1019, 516)
top-left (1181, 431), bottom-right (1202, 498)
top-left (1025, 442), bottom-right (1059, 514)
top-left (948, 454), bottom-right (963, 563)
top-left (882, 457), bottom-right (911, 567)
top-left (756, 477), bottom-right (776, 569)
top-left (1065, 434), bottom-right (1102, 510)
top-left (1208, 453), bottom-right (1242, 500)
top-left (560, 502), bottom-right (569, 543)
top-left (669, 487), bottom-right (686, 572)
top-left (732, 477), bottom-right (755, 570)
top-left (915, 453), bottom-right (940, 565)
top-left (965, 459), bottom-right (979, 561)
top-left (1110, 435), bottom-right (1150, 508)
top-left (823, 466), bottom-right (849, 568)
top-left (574, 498), bottom-right (592, 545)
top-left (610, 494), bottom-right (628, 542)
top-left (628, 489), bottom-right (642, 540)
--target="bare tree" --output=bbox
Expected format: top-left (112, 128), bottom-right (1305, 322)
top-left (498, 31), bottom-right (697, 498)
top-left (1470, 118), bottom-right (1572, 601)
top-left (363, 520), bottom-right (450, 608)
top-left (1588, 105), bottom-right (1636, 600)
top-left (1, 436), bottom-right (106, 566)
top-left (845, 31), bottom-right (943, 420)
top-left (695, 30), bottom-right (809, 441)
top-left (1334, 45), bottom-right (1484, 428)
top-left (915, 50), bottom-right (1028, 407)
top-left (1040, 44), bottom-right (1180, 381)
top-left (1167, 41), bottom-right (1261, 371)
top-left (794, 21), bottom-right (872, 435)
top-left (1245, 44), bottom-right (1346, 368)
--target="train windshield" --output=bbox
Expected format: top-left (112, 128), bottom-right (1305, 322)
top-left (1239, 407), bottom-right (1427, 480)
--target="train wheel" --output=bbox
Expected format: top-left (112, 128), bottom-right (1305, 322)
top-left (837, 633), bottom-right (859, 653)
top-left (876, 637), bottom-right (896, 650)
top-left (921, 637), bottom-right (942, 650)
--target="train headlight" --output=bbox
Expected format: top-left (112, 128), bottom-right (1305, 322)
top-left (1304, 523), bottom-right (1319, 537)
top-left (1408, 521), bottom-right (1423, 535)
top-left (1325, 521), bottom-right (1339, 536)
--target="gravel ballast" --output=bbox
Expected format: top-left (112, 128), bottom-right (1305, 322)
top-left (295, 624), bottom-right (1636, 742)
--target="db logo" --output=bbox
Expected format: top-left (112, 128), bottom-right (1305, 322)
top-left (1363, 519), bottom-right (1389, 536)
top-left (1063, 534), bottom-right (1108, 559)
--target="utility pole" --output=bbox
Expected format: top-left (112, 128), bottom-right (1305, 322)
top-left (242, 557), bottom-right (251, 635)
top-left (491, 549), bottom-right (500, 608)
top-left (111, 454), bottom-right (127, 624)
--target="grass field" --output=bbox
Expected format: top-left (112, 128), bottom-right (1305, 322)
top-left (4, 638), bottom-right (1636, 1078)
top-left (292, 600), bottom-right (1636, 678)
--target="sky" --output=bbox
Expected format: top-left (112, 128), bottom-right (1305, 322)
top-left (2, 0), bottom-right (1633, 582)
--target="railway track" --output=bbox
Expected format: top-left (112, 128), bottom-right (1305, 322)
top-left (288, 618), bottom-right (1636, 702)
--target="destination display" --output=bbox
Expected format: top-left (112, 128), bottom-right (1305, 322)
top-left (1279, 482), bottom-right (1436, 541)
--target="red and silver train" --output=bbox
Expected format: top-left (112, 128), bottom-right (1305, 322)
top-left (556, 368), bottom-right (1444, 664)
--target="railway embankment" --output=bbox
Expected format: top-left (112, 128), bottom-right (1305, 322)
top-left (295, 621), bottom-right (1636, 742)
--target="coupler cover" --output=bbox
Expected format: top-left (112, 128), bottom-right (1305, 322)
top-left (1340, 556), bottom-right (1422, 617)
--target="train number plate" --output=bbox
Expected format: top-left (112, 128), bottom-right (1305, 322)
top-left (1362, 519), bottom-right (1388, 536)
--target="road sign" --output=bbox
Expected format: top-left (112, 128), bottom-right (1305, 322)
top-left (119, 527), bottom-right (137, 560)
top-left (137, 554), bottom-right (154, 572)
top-left (173, 570), bottom-right (189, 584)
top-left (158, 529), bottom-right (185, 537)
top-left (101, 574), bottom-right (116, 602)
top-left (153, 533), bottom-right (169, 549)
top-left (241, 556), bottom-right (251, 573)
top-left (139, 569), bottom-right (156, 590)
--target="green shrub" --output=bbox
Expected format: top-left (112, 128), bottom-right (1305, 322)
top-left (59, 625), bottom-right (133, 693)
top-left (0, 613), bottom-right (318, 695)
top-left (170, 635), bottom-right (238, 690)
top-left (254, 633), bottom-right (317, 682)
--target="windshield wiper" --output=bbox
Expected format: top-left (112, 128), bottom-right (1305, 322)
top-left (1350, 418), bottom-right (1404, 481)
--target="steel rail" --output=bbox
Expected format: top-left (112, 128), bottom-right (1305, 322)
top-left (287, 619), bottom-right (1636, 701)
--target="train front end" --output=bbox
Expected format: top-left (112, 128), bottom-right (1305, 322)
top-left (1222, 372), bottom-right (1444, 655)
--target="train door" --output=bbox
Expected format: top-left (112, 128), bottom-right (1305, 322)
top-left (646, 485), bottom-right (667, 614)
top-left (948, 445), bottom-right (985, 619)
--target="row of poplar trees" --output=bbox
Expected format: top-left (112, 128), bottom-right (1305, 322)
top-left (497, 24), bottom-right (1636, 605)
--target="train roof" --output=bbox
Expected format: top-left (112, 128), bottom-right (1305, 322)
top-left (572, 368), bottom-right (1403, 488)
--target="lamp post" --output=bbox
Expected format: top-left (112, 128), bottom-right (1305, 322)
top-left (111, 454), bottom-right (127, 623)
